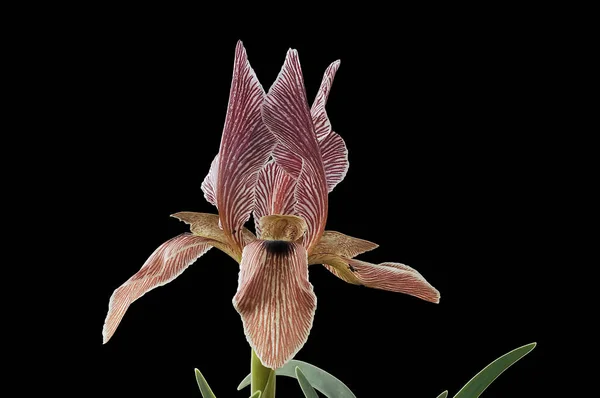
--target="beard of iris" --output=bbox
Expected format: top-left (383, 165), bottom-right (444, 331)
top-left (262, 240), bottom-right (293, 256)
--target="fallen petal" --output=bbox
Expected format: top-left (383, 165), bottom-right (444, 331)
top-left (171, 211), bottom-right (255, 260)
top-left (102, 233), bottom-right (212, 343)
top-left (310, 231), bottom-right (378, 258)
top-left (320, 256), bottom-right (440, 303)
top-left (233, 240), bottom-right (317, 369)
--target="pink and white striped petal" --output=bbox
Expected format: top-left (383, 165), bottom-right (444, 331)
top-left (233, 240), bottom-right (316, 369)
top-left (102, 233), bottom-right (212, 344)
top-left (201, 154), bottom-right (219, 208)
top-left (320, 131), bottom-right (349, 192)
top-left (323, 257), bottom-right (440, 303)
top-left (272, 144), bottom-right (302, 180)
top-left (263, 49), bottom-right (328, 252)
top-left (311, 60), bottom-right (340, 141)
top-left (215, 41), bottom-right (276, 255)
top-left (253, 160), bottom-right (297, 237)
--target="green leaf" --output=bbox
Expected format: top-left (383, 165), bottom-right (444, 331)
top-left (296, 367), bottom-right (319, 398)
top-left (261, 370), bottom-right (276, 398)
top-left (238, 360), bottom-right (355, 397)
top-left (194, 368), bottom-right (217, 398)
top-left (454, 342), bottom-right (536, 398)
top-left (249, 391), bottom-right (261, 398)
top-left (436, 391), bottom-right (448, 398)
top-left (238, 374), bottom-right (252, 391)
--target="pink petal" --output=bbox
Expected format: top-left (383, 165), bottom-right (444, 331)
top-left (311, 60), bottom-right (340, 141)
top-left (102, 233), bottom-right (212, 344)
top-left (215, 41), bottom-right (276, 253)
top-left (272, 144), bottom-right (302, 179)
top-left (263, 49), bottom-right (328, 252)
top-left (233, 240), bottom-right (317, 369)
top-left (324, 258), bottom-right (440, 303)
top-left (201, 154), bottom-right (219, 208)
top-left (320, 131), bottom-right (349, 192)
top-left (253, 160), bottom-right (297, 237)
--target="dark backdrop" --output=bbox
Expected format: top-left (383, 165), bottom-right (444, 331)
top-left (79, 13), bottom-right (556, 398)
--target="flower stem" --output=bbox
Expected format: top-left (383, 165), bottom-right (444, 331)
top-left (251, 349), bottom-right (276, 397)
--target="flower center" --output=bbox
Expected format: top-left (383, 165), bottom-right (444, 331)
top-left (259, 215), bottom-right (307, 241)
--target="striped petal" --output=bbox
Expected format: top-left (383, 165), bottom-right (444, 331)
top-left (215, 41), bottom-right (276, 256)
top-left (171, 211), bottom-right (256, 261)
top-left (272, 144), bottom-right (302, 179)
top-left (311, 60), bottom-right (340, 141)
top-left (263, 49), bottom-right (328, 252)
top-left (320, 131), bottom-right (349, 192)
top-left (309, 231), bottom-right (378, 259)
top-left (314, 255), bottom-right (440, 303)
top-left (253, 161), bottom-right (297, 237)
top-left (233, 240), bottom-right (316, 369)
top-left (102, 233), bottom-right (212, 343)
top-left (201, 154), bottom-right (219, 208)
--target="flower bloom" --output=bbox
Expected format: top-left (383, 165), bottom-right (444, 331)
top-left (103, 41), bottom-right (439, 369)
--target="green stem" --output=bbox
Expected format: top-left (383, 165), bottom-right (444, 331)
top-left (251, 349), bottom-right (276, 397)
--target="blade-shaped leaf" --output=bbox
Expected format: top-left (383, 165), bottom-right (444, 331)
top-left (238, 360), bottom-right (355, 398)
top-left (296, 367), bottom-right (319, 398)
top-left (194, 369), bottom-right (217, 398)
top-left (261, 370), bottom-right (276, 398)
top-left (250, 391), bottom-right (261, 398)
top-left (238, 374), bottom-right (252, 391)
top-left (454, 342), bottom-right (536, 398)
top-left (437, 391), bottom-right (448, 398)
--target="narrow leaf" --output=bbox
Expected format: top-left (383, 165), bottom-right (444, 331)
top-left (436, 391), bottom-right (448, 398)
top-left (261, 370), bottom-right (276, 398)
top-left (296, 367), bottom-right (319, 398)
top-left (454, 342), bottom-right (536, 398)
top-left (237, 374), bottom-right (251, 391)
top-left (237, 360), bottom-right (355, 397)
top-left (194, 369), bottom-right (217, 398)
top-left (250, 391), bottom-right (261, 398)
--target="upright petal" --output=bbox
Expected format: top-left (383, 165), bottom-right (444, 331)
top-left (201, 154), bottom-right (219, 207)
top-left (215, 41), bottom-right (276, 255)
top-left (271, 59), bottom-right (347, 192)
top-left (311, 60), bottom-right (340, 141)
top-left (253, 161), bottom-right (297, 237)
top-left (103, 233), bottom-right (212, 343)
top-left (263, 49), bottom-right (328, 252)
top-left (314, 255), bottom-right (440, 304)
top-left (320, 131), bottom-right (349, 192)
top-left (233, 240), bottom-right (317, 369)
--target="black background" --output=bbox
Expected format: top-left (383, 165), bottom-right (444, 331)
top-left (60, 9), bottom-right (563, 398)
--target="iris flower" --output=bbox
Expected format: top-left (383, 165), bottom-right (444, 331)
top-left (103, 41), bottom-right (440, 369)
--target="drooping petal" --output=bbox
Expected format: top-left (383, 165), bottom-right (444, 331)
top-left (311, 60), bottom-right (340, 141)
top-left (320, 131), bottom-right (349, 192)
top-left (233, 240), bottom-right (317, 369)
top-left (103, 233), bottom-right (212, 343)
top-left (171, 211), bottom-right (256, 261)
top-left (215, 41), bottom-right (276, 255)
top-left (253, 161), bottom-right (297, 236)
top-left (201, 154), bottom-right (219, 208)
top-left (314, 255), bottom-right (440, 303)
top-left (309, 231), bottom-right (378, 258)
top-left (263, 49), bottom-right (328, 252)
